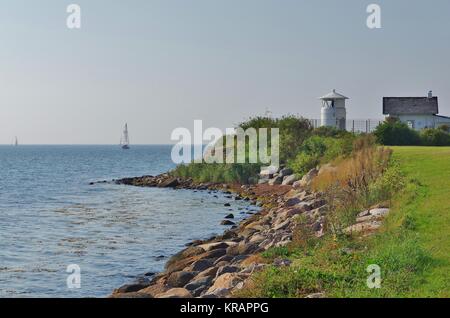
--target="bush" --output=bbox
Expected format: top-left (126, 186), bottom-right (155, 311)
top-left (374, 121), bottom-right (421, 146)
top-left (289, 135), bottom-right (354, 176)
top-left (420, 128), bottom-right (450, 146)
top-left (239, 115), bottom-right (313, 163)
top-left (171, 162), bottom-right (261, 184)
top-left (438, 124), bottom-right (449, 132)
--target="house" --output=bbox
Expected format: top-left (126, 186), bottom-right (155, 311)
top-left (383, 91), bottom-right (450, 130)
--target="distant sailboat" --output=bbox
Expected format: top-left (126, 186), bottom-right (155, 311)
top-left (14, 136), bottom-right (18, 146)
top-left (120, 124), bottom-right (130, 149)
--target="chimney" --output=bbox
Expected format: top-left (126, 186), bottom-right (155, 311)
top-left (428, 90), bottom-right (433, 98)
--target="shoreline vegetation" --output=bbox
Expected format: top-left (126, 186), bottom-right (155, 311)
top-left (109, 116), bottom-right (450, 298)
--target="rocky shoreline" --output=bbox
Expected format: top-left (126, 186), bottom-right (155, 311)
top-left (109, 170), bottom-right (389, 298)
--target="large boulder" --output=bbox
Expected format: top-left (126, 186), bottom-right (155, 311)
top-left (167, 271), bottom-right (196, 288)
top-left (109, 292), bottom-right (153, 298)
top-left (157, 177), bottom-right (179, 188)
top-left (215, 265), bottom-right (240, 278)
top-left (226, 241), bottom-right (261, 256)
top-left (196, 266), bottom-right (219, 279)
top-left (268, 176), bottom-right (283, 185)
top-left (356, 208), bottom-right (390, 223)
top-left (282, 174), bottom-right (299, 186)
top-left (112, 281), bottom-right (150, 294)
top-left (279, 168), bottom-right (293, 178)
top-left (155, 288), bottom-right (193, 298)
top-left (138, 283), bottom-right (169, 297)
top-left (165, 248), bottom-right (226, 273)
top-left (165, 246), bottom-right (205, 270)
top-left (189, 259), bottom-right (214, 272)
top-left (285, 197), bottom-right (301, 207)
top-left (260, 165), bottom-right (279, 178)
top-left (184, 276), bottom-right (213, 292)
top-left (205, 273), bottom-right (247, 295)
top-left (293, 168), bottom-right (318, 188)
top-left (221, 220), bottom-right (235, 226)
top-left (198, 242), bottom-right (231, 252)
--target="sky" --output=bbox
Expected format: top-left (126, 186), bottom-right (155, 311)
top-left (0, 0), bottom-right (449, 144)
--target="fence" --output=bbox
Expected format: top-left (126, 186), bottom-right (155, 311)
top-left (309, 119), bottom-right (384, 133)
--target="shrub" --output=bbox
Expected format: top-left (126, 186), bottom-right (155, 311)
top-left (238, 115), bottom-right (313, 163)
top-left (172, 115), bottom-right (313, 184)
top-left (289, 134), bottom-right (355, 176)
top-left (438, 124), bottom-right (449, 132)
top-left (374, 120), bottom-right (421, 145)
top-left (420, 128), bottom-right (450, 146)
top-left (312, 126), bottom-right (352, 138)
top-left (311, 142), bottom-right (393, 234)
top-left (171, 162), bottom-right (260, 184)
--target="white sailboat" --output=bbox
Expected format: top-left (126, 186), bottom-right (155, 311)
top-left (120, 124), bottom-right (130, 149)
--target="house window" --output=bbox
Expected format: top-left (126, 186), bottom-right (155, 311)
top-left (406, 120), bottom-right (415, 129)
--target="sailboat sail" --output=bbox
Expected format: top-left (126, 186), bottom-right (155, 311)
top-left (14, 137), bottom-right (18, 146)
top-left (120, 124), bottom-right (130, 149)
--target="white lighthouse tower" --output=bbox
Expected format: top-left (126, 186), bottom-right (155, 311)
top-left (319, 89), bottom-right (349, 130)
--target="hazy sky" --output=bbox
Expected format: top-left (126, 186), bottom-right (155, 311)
top-left (1, 0), bottom-right (449, 144)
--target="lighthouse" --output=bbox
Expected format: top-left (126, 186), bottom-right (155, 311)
top-left (319, 89), bottom-right (349, 130)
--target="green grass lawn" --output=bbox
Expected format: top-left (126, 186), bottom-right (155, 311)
top-left (238, 146), bottom-right (450, 298)
top-left (388, 146), bottom-right (450, 296)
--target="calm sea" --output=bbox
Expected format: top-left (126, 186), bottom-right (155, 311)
top-left (0, 145), bottom-right (255, 297)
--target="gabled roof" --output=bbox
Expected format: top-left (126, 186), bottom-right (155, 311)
top-left (319, 89), bottom-right (349, 100)
top-left (383, 97), bottom-right (438, 115)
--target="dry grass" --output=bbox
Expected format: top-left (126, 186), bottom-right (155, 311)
top-left (311, 136), bottom-right (393, 235)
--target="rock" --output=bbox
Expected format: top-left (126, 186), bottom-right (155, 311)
top-left (201, 288), bottom-right (230, 298)
top-left (155, 288), bottom-right (193, 298)
top-left (285, 197), bottom-right (301, 207)
top-left (273, 258), bottom-right (292, 267)
top-left (344, 221), bottom-right (382, 234)
top-left (213, 255), bottom-right (234, 265)
top-left (239, 228), bottom-right (258, 238)
top-left (248, 234), bottom-right (265, 244)
top-left (189, 259), bottom-right (214, 272)
top-left (268, 176), bottom-right (283, 185)
top-left (165, 246), bottom-right (205, 269)
top-left (203, 248), bottom-right (227, 259)
top-left (198, 242), bottom-right (231, 252)
top-left (227, 241), bottom-right (261, 256)
top-left (138, 283), bottom-right (169, 297)
top-left (215, 261), bottom-right (230, 268)
top-left (273, 219), bottom-right (290, 231)
top-left (240, 263), bottom-right (266, 274)
top-left (110, 292), bottom-right (153, 298)
top-left (157, 177), bottom-right (179, 188)
top-left (293, 168), bottom-right (318, 188)
top-left (196, 266), bottom-right (219, 279)
top-left (215, 265), bottom-right (240, 278)
top-left (184, 276), bottom-right (213, 292)
top-left (311, 222), bottom-right (322, 232)
top-left (167, 271), bottom-right (196, 288)
top-left (282, 174), bottom-right (298, 186)
top-left (221, 220), bottom-right (235, 226)
top-left (225, 213), bottom-right (234, 219)
top-left (113, 281), bottom-right (150, 294)
top-left (205, 273), bottom-right (245, 295)
top-left (279, 168), bottom-right (293, 178)
top-left (258, 178), bottom-right (269, 185)
top-left (356, 208), bottom-right (390, 223)
top-left (224, 203), bottom-right (231, 207)
top-left (260, 165), bottom-right (279, 177)
top-left (305, 292), bottom-right (325, 298)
